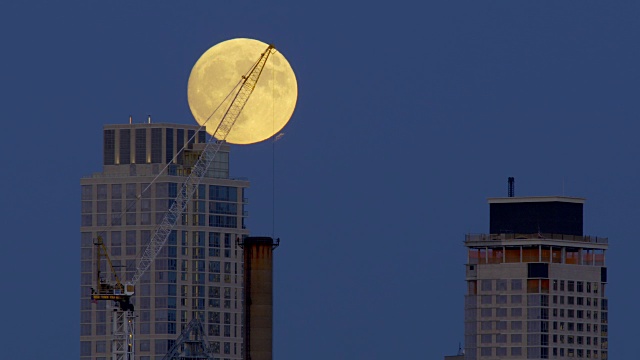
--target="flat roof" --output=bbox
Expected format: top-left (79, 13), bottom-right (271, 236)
top-left (488, 196), bottom-right (585, 204)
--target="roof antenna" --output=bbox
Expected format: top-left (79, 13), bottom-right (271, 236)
top-left (129, 115), bottom-right (132, 124)
top-left (508, 177), bottom-right (515, 197)
top-left (148, 115), bottom-right (152, 124)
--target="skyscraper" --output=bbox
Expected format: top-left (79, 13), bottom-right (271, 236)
top-left (80, 122), bottom-right (249, 359)
top-left (464, 196), bottom-right (609, 360)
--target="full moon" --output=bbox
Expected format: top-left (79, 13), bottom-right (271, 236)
top-left (187, 38), bottom-right (298, 144)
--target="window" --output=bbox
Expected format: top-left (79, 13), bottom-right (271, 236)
top-left (209, 186), bottom-right (238, 202)
top-left (198, 130), bottom-right (206, 143)
top-left (81, 215), bottom-right (92, 226)
top-left (140, 340), bottom-right (150, 352)
top-left (80, 324), bottom-right (91, 336)
top-left (80, 341), bottom-right (91, 356)
top-left (511, 279), bottom-right (522, 291)
top-left (496, 279), bottom-right (507, 291)
top-left (119, 129), bottom-right (131, 164)
top-left (480, 280), bottom-right (493, 291)
top-left (135, 128), bottom-right (147, 164)
top-left (577, 281), bottom-right (584, 292)
top-left (481, 308), bottom-right (492, 317)
top-left (568, 281), bottom-right (575, 292)
top-left (481, 295), bottom-right (492, 304)
top-left (511, 334), bottom-right (522, 343)
top-left (104, 129), bottom-right (116, 164)
top-left (511, 295), bottom-right (522, 304)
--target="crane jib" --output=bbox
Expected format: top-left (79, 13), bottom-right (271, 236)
top-left (125, 44), bottom-right (275, 292)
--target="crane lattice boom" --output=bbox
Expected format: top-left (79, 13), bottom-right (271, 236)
top-left (126, 44), bottom-right (275, 291)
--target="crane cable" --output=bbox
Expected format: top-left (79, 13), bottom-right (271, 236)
top-left (272, 53), bottom-right (276, 239)
top-left (92, 54), bottom-right (263, 278)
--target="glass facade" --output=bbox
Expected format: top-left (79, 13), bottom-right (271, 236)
top-left (151, 128), bottom-right (162, 164)
top-left (135, 128), bottom-right (147, 164)
top-left (104, 129), bottom-right (115, 165)
top-left (119, 129), bottom-right (130, 165)
top-left (165, 128), bottom-right (174, 164)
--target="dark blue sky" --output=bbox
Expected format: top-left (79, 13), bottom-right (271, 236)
top-left (1, 1), bottom-right (638, 359)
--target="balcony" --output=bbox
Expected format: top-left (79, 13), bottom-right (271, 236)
top-left (465, 233), bottom-right (608, 245)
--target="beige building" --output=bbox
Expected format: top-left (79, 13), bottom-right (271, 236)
top-left (464, 196), bottom-right (609, 360)
top-left (80, 123), bottom-right (249, 359)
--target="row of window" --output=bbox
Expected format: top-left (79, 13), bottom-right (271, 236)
top-left (478, 347), bottom-right (608, 359)
top-left (81, 213), bottom-right (240, 228)
top-left (81, 200), bottom-right (239, 215)
top-left (478, 294), bottom-right (603, 309)
top-left (469, 246), bottom-right (606, 266)
top-left (82, 183), bottom-right (241, 202)
top-left (479, 306), bottom-right (606, 322)
top-left (477, 279), bottom-right (601, 293)
top-left (553, 347), bottom-right (607, 359)
top-left (479, 333), bottom-right (606, 347)
top-left (81, 231), bottom-right (239, 248)
top-left (82, 339), bottom-right (239, 357)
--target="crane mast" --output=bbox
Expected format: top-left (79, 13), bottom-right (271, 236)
top-left (92, 44), bottom-right (275, 360)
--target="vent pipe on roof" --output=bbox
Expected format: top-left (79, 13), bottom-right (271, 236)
top-left (508, 177), bottom-right (515, 197)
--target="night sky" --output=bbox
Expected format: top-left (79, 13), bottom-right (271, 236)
top-left (1, 1), bottom-right (639, 359)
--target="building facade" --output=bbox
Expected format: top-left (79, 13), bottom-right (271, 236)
top-left (464, 196), bottom-right (609, 360)
top-left (80, 123), bottom-right (249, 359)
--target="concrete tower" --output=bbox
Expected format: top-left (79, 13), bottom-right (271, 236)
top-left (80, 123), bottom-right (249, 359)
top-left (464, 196), bottom-right (609, 360)
top-left (241, 237), bottom-right (279, 360)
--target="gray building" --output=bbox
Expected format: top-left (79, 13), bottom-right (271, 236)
top-left (464, 196), bottom-right (609, 360)
top-left (80, 122), bottom-right (249, 359)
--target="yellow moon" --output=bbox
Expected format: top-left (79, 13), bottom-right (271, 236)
top-left (187, 38), bottom-right (298, 144)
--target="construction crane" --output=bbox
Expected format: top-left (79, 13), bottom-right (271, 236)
top-left (91, 44), bottom-right (276, 360)
top-left (162, 317), bottom-right (214, 360)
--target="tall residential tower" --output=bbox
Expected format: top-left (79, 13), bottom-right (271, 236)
top-left (80, 123), bottom-right (249, 359)
top-left (464, 196), bottom-right (609, 360)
